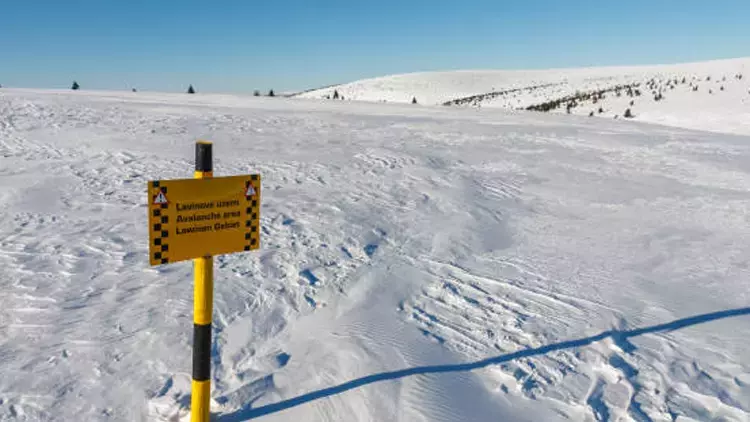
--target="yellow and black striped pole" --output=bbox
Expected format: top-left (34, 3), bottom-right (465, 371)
top-left (192, 141), bottom-right (214, 422)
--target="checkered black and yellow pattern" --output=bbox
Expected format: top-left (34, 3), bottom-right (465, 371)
top-left (150, 181), bottom-right (170, 264)
top-left (244, 175), bottom-right (261, 251)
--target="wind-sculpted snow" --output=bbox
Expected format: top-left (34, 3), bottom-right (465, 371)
top-left (0, 89), bottom-right (748, 421)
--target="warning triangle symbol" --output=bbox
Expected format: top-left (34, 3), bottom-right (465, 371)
top-left (245, 184), bottom-right (256, 197)
top-left (154, 191), bottom-right (168, 205)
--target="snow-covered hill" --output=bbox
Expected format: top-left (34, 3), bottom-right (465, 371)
top-left (295, 57), bottom-right (750, 135)
top-left (0, 88), bottom-right (749, 421)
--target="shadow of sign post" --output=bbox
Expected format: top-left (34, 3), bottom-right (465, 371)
top-left (217, 307), bottom-right (750, 421)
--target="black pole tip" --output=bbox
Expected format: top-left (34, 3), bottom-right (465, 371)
top-left (195, 141), bottom-right (213, 172)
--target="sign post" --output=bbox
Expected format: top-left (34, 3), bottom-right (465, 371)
top-left (147, 141), bottom-right (261, 422)
top-left (192, 141), bottom-right (214, 422)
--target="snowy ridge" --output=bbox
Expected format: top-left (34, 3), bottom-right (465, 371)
top-left (0, 89), bottom-right (749, 421)
top-left (296, 57), bottom-right (750, 135)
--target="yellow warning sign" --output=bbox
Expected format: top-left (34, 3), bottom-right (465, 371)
top-left (147, 174), bottom-right (261, 266)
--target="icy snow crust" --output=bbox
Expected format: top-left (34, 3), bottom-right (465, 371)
top-left (0, 84), bottom-right (749, 421)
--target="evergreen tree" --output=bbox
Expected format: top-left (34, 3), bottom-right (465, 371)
top-left (187, 85), bottom-right (195, 94)
top-left (71, 81), bottom-right (80, 90)
top-left (253, 90), bottom-right (260, 97)
top-left (333, 90), bottom-right (339, 100)
top-left (624, 108), bottom-right (634, 118)
top-left (132, 88), bottom-right (137, 92)
top-left (412, 96), bottom-right (418, 104)
top-left (268, 89), bottom-right (275, 97)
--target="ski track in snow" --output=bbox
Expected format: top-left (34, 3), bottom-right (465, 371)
top-left (0, 88), bottom-right (749, 421)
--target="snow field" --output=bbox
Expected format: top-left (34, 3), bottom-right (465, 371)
top-left (0, 86), bottom-right (748, 421)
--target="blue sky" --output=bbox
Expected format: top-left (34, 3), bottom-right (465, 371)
top-left (2, 0), bottom-right (748, 93)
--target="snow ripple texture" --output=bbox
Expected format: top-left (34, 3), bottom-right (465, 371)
top-left (0, 88), bottom-right (748, 421)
